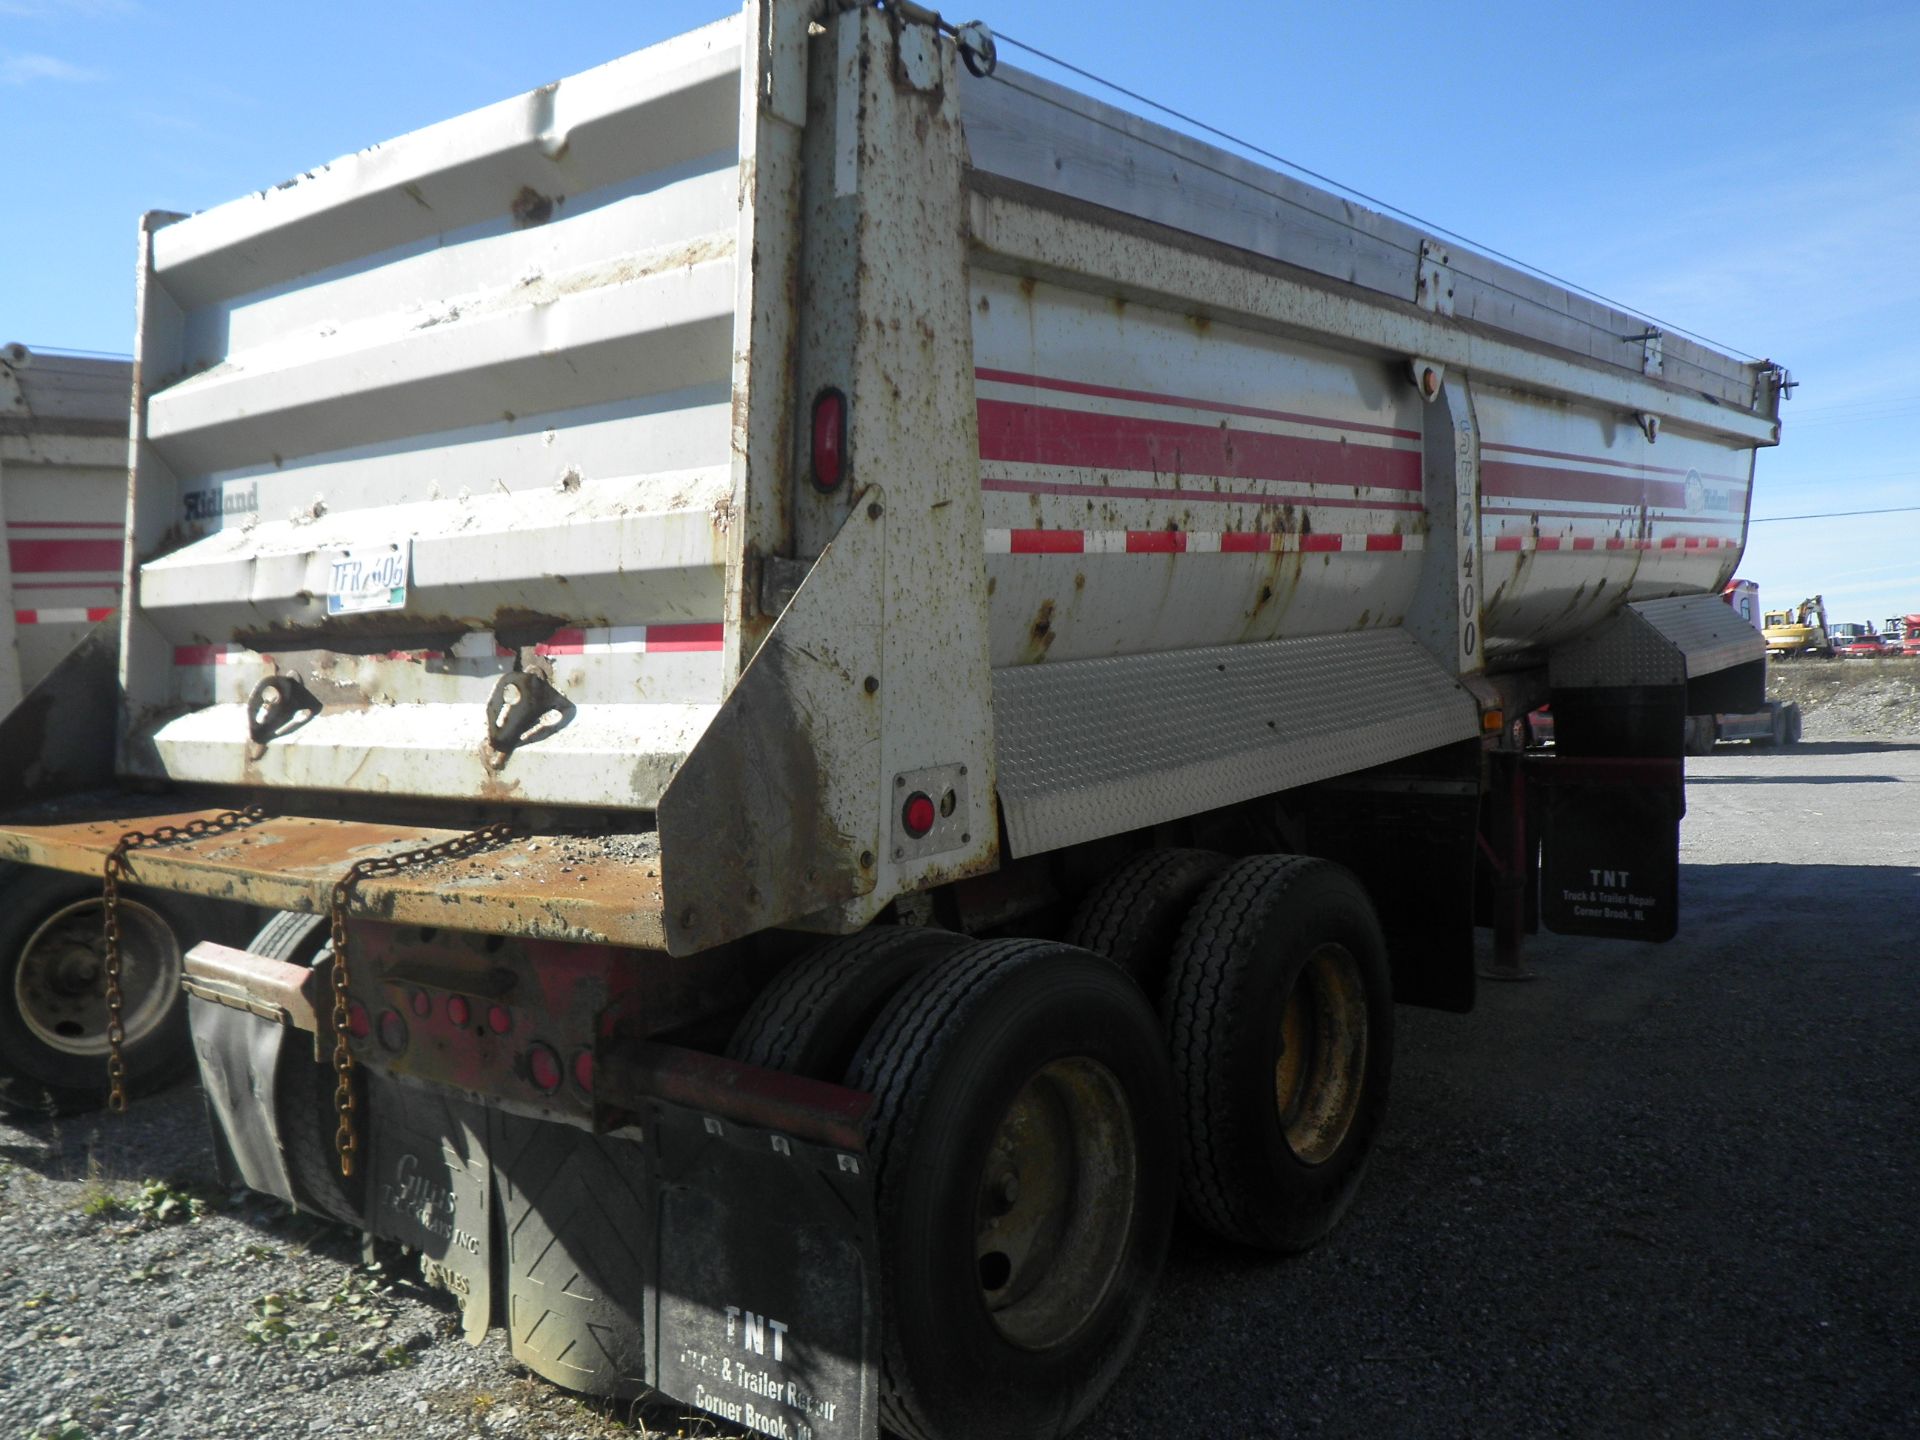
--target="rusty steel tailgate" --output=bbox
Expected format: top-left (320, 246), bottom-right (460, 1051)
top-left (0, 803), bottom-right (666, 949)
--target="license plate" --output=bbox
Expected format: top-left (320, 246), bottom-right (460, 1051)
top-left (325, 542), bottom-right (410, 616)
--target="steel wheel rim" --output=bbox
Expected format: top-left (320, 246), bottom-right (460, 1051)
top-left (13, 899), bottom-right (182, 1057)
top-left (1273, 941), bottom-right (1368, 1166)
top-left (973, 1056), bottom-right (1137, 1350)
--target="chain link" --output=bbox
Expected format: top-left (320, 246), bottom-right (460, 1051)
top-left (101, 807), bottom-right (266, 1113)
top-left (326, 820), bottom-right (519, 1177)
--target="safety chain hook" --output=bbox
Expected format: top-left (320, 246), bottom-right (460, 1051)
top-left (326, 820), bottom-right (520, 1177)
top-left (100, 806), bottom-right (267, 1112)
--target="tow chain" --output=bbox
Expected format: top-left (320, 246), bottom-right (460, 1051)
top-left (326, 820), bottom-right (519, 1177)
top-left (101, 807), bottom-right (267, 1113)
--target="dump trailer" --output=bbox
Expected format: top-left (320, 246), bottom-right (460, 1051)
top-left (0, 5), bottom-right (1784, 1436)
top-left (0, 344), bottom-right (256, 1116)
top-left (0, 343), bottom-right (129, 711)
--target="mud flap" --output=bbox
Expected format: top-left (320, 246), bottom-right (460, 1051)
top-left (350, 1063), bottom-right (878, 1438)
top-left (365, 1076), bottom-right (493, 1343)
top-left (1539, 758), bottom-right (1684, 943)
top-left (192, 996), bottom-right (300, 1206)
top-left (652, 1104), bottom-right (877, 1440)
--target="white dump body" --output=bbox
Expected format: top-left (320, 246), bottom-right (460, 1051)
top-left (0, 346), bottom-right (130, 713)
top-left (116, 3), bottom-right (1781, 948)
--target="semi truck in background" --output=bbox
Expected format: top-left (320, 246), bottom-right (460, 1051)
top-left (0, 6), bottom-right (1786, 1437)
top-left (0, 343), bottom-right (250, 1117)
top-left (1682, 578), bottom-right (1803, 751)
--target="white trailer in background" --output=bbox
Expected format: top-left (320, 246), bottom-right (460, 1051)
top-left (0, 6), bottom-right (1785, 1436)
top-left (0, 344), bottom-right (128, 712)
top-left (0, 344), bottom-right (255, 1117)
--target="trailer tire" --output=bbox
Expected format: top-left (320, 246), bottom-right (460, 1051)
top-left (0, 869), bottom-right (199, 1119)
top-left (1684, 715), bottom-right (1717, 755)
top-left (1783, 703), bottom-right (1803, 744)
top-left (1164, 855), bottom-right (1392, 1252)
top-left (726, 925), bottom-right (970, 1080)
top-left (243, 911), bottom-right (366, 1227)
top-left (1066, 847), bottom-right (1229, 995)
top-left (851, 939), bottom-right (1176, 1440)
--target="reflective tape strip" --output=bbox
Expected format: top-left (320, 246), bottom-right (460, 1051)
top-left (985, 529), bottom-right (1423, 554)
top-left (13, 607), bottom-right (114, 625)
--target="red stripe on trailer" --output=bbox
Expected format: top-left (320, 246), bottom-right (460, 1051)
top-left (7, 539), bottom-right (123, 574)
top-left (1220, 532), bottom-right (1272, 553)
top-left (535, 628), bottom-right (588, 657)
top-left (1481, 440), bottom-right (1747, 485)
top-left (1571, 537), bottom-right (1596, 551)
top-left (1493, 535), bottom-right (1525, 552)
top-left (1660, 536), bottom-right (1680, 549)
top-left (88, 607), bottom-right (114, 622)
top-left (1535, 536), bottom-right (1561, 551)
top-left (1126, 530), bottom-right (1185, 553)
top-left (12, 581), bottom-right (123, 591)
top-left (1300, 533), bottom-right (1342, 553)
top-left (975, 368), bottom-right (1424, 442)
top-left (978, 400), bottom-right (1423, 493)
top-left (982, 474), bottom-right (1423, 514)
top-left (1365, 534), bottom-right (1404, 552)
top-left (4, 520), bottom-right (123, 531)
top-left (1010, 528), bottom-right (1085, 554)
top-left (172, 645), bottom-right (222, 666)
top-left (1482, 460), bottom-right (1688, 510)
top-left (646, 623), bottom-right (725, 652)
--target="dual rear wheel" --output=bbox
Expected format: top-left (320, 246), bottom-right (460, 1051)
top-left (730, 849), bottom-right (1392, 1439)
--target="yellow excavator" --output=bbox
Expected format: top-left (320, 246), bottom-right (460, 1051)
top-left (1762, 595), bottom-right (1834, 658)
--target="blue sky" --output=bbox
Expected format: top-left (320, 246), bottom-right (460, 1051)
top-left (5, 0), bottom-right (1915, 625)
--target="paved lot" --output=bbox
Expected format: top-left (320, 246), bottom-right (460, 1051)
top-left (3, 740), bottom-right (1916, 1438)
top-left (1088, 739), bottom-right (1920, 1438)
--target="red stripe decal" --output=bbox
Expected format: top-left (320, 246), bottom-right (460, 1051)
top-left (1126, 530), bottom-right (1185, 553)
top-left (535, 628), bottom-right (588, 657)
top-left (1483, 460), bottom-right (1688, 509)
top-left (1660, 536), bottom-right (1680, 549)
top-left (4, 520), bottom-right (123, 531)
top-left (1571, 537), bottom-right (1596, 551)
top-left (13, 581), bottom-right (123, 591)
top-left (1301, 533), bottom-right (1342, 553)
top-left (1493, 536), bottom-right (1524, 552)
top-left (1481, 440), bottom-right (1747, 485)
top-left (646, 623), bottom-right (725, 652)
top-left (982, 475), bottom-right (1422, 514)
top-left (87, 607), bottom-right (115, 622)
top-left (978, 400), bottom-right (1423, 493)
top-left (7, 539), bottom-right (122, 574)
top-left (1683, 537), bottom-right (1702, 549)
top-left (975, 368), bottom-right (1424, 441)
top-left (1535, 536), bottom-right (1562, 552)
top-left (11, 610), bottom-right (28, 625)
top-left (1605, 538), bottom-right (1628, 550)
top-left (1220, 532), bottom-right (1272, 553)
top-left (172, 645), bottom-right (219, 666)
top-left (1009, 529), bottom-right (1085, 554)
top-left (1365, 534), bottom-right (1404, 552)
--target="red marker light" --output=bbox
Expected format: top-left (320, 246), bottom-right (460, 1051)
top-left (527, 1043), bottom-right (562, 1093)
top-left (573, 1049), bottom-right (595, 1094)
top-left (487, 1005), bottom-right (513, 1035)
top-left (447, 995), bottom-right (471, 1027)
top-left (409, 989), bottom-right (432, 1018)
top-left (347, 1002), bottom-right (371, 1040)
top-left (811, 388), bottom-right (847, 492)
top-left (902, 791), bottom-right (937, 839)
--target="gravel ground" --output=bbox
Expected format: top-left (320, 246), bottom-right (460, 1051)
top-left (1769, 657), bottom-right (1920, 738)
top-left (4, 743), bottom-right (1916, 1438)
